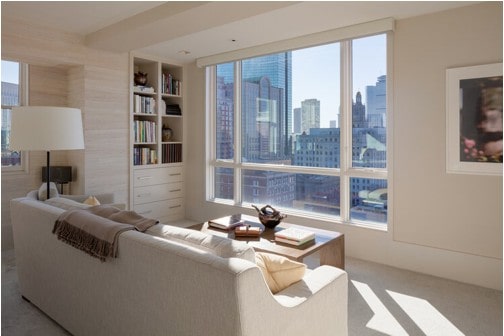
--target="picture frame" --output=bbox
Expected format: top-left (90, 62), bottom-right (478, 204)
top-left (446, 63), bottom-right (503, 175)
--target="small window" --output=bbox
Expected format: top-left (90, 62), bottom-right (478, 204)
top-left (2, 60), bottom-right (27, 171)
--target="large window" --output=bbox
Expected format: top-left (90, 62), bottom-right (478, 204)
top-left (208, 33), bottom-right (388, 228)
top-left (2, 60), bottom-right (27, 171)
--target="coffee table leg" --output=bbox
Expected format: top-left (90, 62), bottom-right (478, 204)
top-left (320, 235), bottom-right (345, 269)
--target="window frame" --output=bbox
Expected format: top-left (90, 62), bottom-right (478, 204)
top-left (1, 61), bottom-right (29, 173)
top-left (206, 32), bottom-right (391, 230)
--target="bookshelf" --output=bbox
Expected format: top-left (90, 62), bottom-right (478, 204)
top-left (129, 53), bottom-right (185, 222)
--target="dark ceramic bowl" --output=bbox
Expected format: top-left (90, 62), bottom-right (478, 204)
top-left (258, 215), bottom-right (283, 229)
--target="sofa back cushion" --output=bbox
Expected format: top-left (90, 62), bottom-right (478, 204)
top-left (45, 197), bottom-right (91, 210)
top-left (147, 224), bottom-right (255, 263)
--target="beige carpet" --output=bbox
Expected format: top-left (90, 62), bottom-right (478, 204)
top-left (2, 249), bottom-right (502, 336)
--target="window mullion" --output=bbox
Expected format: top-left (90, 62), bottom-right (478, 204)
top-left (234, 61), bottom-right (242, 205)
top-left (340, 40), bottom-right (353, 222)
top-left (206, 66), bottom-right (217, 200)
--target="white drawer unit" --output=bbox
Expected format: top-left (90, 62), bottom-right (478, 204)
top-left (133, 166), bottom-right (184, 187)
top-left (134, 198), bottom-right (184, 223)
top-left (132, 166), bottom-right (185, 221)
top-left (134, 182), bottom-right (183, 205)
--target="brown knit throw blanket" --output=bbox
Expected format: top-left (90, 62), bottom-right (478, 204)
top-left (52, 205), bottom-right (158, 261)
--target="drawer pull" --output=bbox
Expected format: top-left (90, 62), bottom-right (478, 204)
top-left (169, 189), bottom-right (182, 192)
top-left (138, 176), bottom-right (153, 180)
top-left (169, 205), bottom-right (182, 209)
top-left (137, 193), bottom-right (151, 197)
top-left (169, 173), bottom-right (181, 176)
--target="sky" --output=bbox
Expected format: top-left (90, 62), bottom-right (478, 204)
top-left (1, 61), bottom-right (19, 84)
top-left (292, 34), bottom-right (386, 128)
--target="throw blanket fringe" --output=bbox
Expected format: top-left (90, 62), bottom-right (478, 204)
top-left (53, 221), bottom-right (120, 261)
top-left (53, 205), bottom-right (159, 262)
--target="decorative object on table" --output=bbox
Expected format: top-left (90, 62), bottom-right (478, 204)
top-left (162, 126), bottom-right (173, 142)
top-left (10, 106), bottom-right (85, 200)
top-left (251, 204), bottom-right (286, 229)
top-left (134, 71), bottom-right (148, 86)
top-left (208, 214), bottom-right (245, 230)
top-left (274, 227), bottom-right (316, 246)
top-left (234, 225), bottom-right (262, 237)
top-left (446, 62), bottom-right (502, 175)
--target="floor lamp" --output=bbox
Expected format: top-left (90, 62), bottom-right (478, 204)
top-left (10, 106), bottom-right (85, 200)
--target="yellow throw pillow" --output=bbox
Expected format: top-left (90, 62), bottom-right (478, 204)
top-left (255, 252), bottom-right (306, 294)
top-left (83, 196), bottom-right (101, 206)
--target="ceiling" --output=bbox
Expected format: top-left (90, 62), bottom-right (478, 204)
top-left (2, 1), bottom-right (479, 64)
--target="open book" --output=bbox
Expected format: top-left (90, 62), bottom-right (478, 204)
top-left (208, 214), bottom-right (245, 230)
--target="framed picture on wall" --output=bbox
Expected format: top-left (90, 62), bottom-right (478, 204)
top-left (446, 63), bottom-right (503, 175)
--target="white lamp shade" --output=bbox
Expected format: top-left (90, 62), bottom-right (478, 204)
top-left (10, 106), bottom-right (84, 151)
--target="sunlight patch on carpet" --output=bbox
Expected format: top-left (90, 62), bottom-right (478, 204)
top-left (387, 290), bottom-right (465, 336)
top-left (352, 280), bottom-right (408, 335)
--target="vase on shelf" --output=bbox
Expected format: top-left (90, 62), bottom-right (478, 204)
top-left (162, 127), bottom-right (173, 142)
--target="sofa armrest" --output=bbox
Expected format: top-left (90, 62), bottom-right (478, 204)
top-left (236, 264), bottom-right (348, 336)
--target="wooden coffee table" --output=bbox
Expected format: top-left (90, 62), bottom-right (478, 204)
top-left (190, 214), bottom-right (345, 269)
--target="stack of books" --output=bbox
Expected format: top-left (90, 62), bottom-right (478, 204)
top-left (165, 104), bottom-right (181, 115)
top-left (274, 227), bottom-right (316, 246)
top-left (208, 214), bottom-right (245, 230)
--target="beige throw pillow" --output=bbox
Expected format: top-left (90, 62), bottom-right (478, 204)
top-left (83, 196), bottom-right (101, 206)
top-left (255, 252), bottom-right (306, 294)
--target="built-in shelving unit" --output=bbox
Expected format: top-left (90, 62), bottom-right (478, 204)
top-left (129, 53), bottom-right (185, 222)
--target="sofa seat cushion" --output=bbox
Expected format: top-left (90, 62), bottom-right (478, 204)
top-left (147, 224), bottom-right (255, 263)
top-left (255, 252), bottom-right (306, 294)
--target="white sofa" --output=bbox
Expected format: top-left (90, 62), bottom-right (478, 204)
top-left (10, 194), bottom-right (348, 336)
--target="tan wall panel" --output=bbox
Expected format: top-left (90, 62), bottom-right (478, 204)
top-left (1, 19), bottom-right (129, 250)
top-left (393, 2), bottom-right (502, 259)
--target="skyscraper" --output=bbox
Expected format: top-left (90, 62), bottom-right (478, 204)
top-left (242, 53), bottom-right (292, 156)
top-left (300, 98), bottom-right (320, 134)
top-left (366, 75), bottom-right (387, 127)
top-left (293, 107), bottom-right (301, 134)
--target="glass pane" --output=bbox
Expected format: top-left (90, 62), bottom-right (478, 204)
top-left (1, 60), bottom-right (20, 106)
top-left (214, 167), bottom-right (234, 200)
top-left (2, 60), bottom-right (21, 167)
top-left (241, 43), bottom-right (340, 166)
top-left (242, 169), bottom-right (340, 217)
top-left (293, 128), bottom-right (340, 168)
top-left (352, 34), bottom-right (387, 168)
top-left (350, 178), bottom-right (387, 225)
top-left (216, 63), bottom-right (234, 160)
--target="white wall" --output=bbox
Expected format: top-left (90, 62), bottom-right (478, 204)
top-left (185, 2), bottom-right (503, 289)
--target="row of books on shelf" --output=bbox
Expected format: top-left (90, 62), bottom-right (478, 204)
top-left (133, 120), bottom-right (156, 143)
top-left (134, 94), bottom-right (156, 114)
top-left (162, 73), bottom-right (182, 96)
top-left (133, 147), bottom-right (157, 165)
top-left (162, 143), bottom-right (182, 163)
